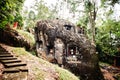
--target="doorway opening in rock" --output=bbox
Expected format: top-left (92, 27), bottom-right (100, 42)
top-left (36, 40), bottom-right (43, 51)
top-left (67, 46), bottom-right (77, 56)
top-left (46, 45), bottom-right (54, 55)
top-left (65, 45), bottom-right (79, 62)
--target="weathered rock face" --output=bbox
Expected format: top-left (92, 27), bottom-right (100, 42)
top-left (35, 19), bottom-right (104, 80)
top-left (0, 28), bottom-right (30, 50)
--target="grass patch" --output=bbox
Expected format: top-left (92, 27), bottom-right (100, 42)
top-left (34, 67), bottom-right (45, 80)
top-left (99, 62), bottom-right (111, 66)
top-left (11, 47), bottom-right (28, 56)
top-left (55, 66), bottom-right (80, 80)
top-left (29, 50), bottom-right (36, 55)
top-left (16, 29), bottom-right (35, 47)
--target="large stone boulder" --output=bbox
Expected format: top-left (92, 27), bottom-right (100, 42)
top-left (35, 19), bottom-right (104, 80)
top-left (0, 27), bottom-right (30, 50)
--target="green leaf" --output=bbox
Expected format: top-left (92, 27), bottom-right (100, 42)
top-left (0, 21), bottom-right (8, 28)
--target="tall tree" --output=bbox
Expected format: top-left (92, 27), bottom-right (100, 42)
top-left (84, 0), bottom-right (97, 44)
top-left (33, 0), bottom-right (54, 20)
top-left (23, 0), bottom-right (55, 29)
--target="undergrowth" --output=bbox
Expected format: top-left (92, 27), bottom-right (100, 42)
top-left (16, 29), bottom-right (35, 47)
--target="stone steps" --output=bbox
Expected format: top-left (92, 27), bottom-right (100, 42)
top-left (0, 52), bottom-right (9, 54)
top-left (5, 62), bottom-right (27, 68)
top-left (0, 50), bottom-right (7, 52)
top-left (1, 59), bottom-right (21, 63)
top-left (3, 67), bottom-right (28, 73)
top-left (0, 57), bottom-right (17, 60)
top-left (0, 49), bottom-right (6, 51)
top-left (0, 52), bottom-right (11, 55)
top-left (3, 68), bottom-right (20, 73)
top-left (0, 46), bottom-right (28, 79)
top-left (0, 54), bottom-right (13, 57)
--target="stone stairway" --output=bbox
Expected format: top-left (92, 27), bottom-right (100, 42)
top-left (0, 46), bottom-right (28, 79)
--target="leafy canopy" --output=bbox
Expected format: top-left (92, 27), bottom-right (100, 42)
top-left (0, 0), bottom-right (24, 28)
top-left (96, 19), bottom-right (120, 56)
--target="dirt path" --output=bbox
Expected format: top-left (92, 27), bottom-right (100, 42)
top-left (101, 64), bottom-right (120, 80)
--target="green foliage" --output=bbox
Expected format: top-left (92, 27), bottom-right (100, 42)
top-left (28, 11), bottom-right (36, 20)
top-left (23, 0), bottom-right (54, 30)
top-left (77, 15), bottom-right (88, 27)
top-left (96, 19), bottom-right (120, 63)
top-left (33, 0), bottom-right (54, 20)
top-left (14, 13), bottom-right (24, 27)
top-left (0, 0), bottom-right (24, 28)
top-left (55, 66), bottom-right (80, 80)
top-left (85, 0), bottom-right (93, 12)
top-left (24, 10), bottom-right (36, 29)
top-left (67, 0), bottom-right (80, 13)
top-left (101, 0), bottom-right (120, 6)
top-left (12, 47), bottom-right (27, 56)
